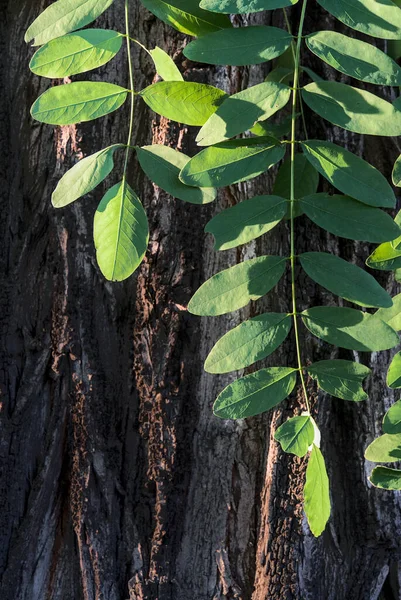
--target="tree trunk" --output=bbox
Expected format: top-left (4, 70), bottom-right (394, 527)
top-left (2, 1), bottom-right (401, 599)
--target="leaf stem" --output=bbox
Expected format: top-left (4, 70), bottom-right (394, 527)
top-left (290, 0), bottom-right (311, 414)
top-left (123, 0), bottom-right (135, 178)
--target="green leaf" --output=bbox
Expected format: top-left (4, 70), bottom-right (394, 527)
top-left (302, 140), bottom-right (395, 209)
top-left (213, 367), bottom-right (297, 419)
top-left (383, 399), bottom-right (401, 434)
top-left (375, 294), bottom-right (401, 331)
top-left (139, 0), bottom-right (231, 36)
top-left (299, 252), bottom-right (392, 308)
top-left (302, 307), bottom-right (399, 352)
top-left (366, 242), bottom-right (401, 271)
top-left (392, 154), bottom-right (401, 187)
top-left (307, 359), bottom-right (371, 402)
top-left (31, 82), bottom-right (128, 126)
top-left (370, 467), bottom-right (401, 490)
top-left (188, 255), bottom-right (287, 316)
top-left (196, 82), bottom-right (291, 146)
top-left (392, 211), bottom-right (401, 250)
top-left (149, 47), bottom-right (183, 81)
top-left (136, 145), bottom-right (216, 204)
top-left (275, 416), bottom-right (314, 458)
top-left (365, 433), bottom-right (401, 463)
top-left (205, 195), bottom-right (287, 251)
top-left (183, 26), bottom-right (293, 66)
top-left (25, 0), bottom-right (116, 46)
top-left (200, 0), bottom-right (298, 13)
top-left (139, 81), bottom-right (227, 126)
top-left (304, 445), bottom-right (330, 538)
top-left (251, 113), bottom-right (293, 138)
top-left (52, 144), bottom-right (124, 208)
top-left (316, 0), bottom-right (401, 39)
top-left (94, 181), bottom-right (149, 282)
top-left (205, 313), bottom-right (292, 373)
top-left (179, 137), bottom-right (285, 188)
top-left (387, 352), bottom-right (401, 389)
top-left (306, 31), bottom-right (401, 86)
top-left (29, 29), bottom-right (122, 78)
top-left (273, 153), bottom-right (319, 218)
top-left (302, 82), bottom-right (401, 137)
top-left (300, 194), bottom-right (401, 243)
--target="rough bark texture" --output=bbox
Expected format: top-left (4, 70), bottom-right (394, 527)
top-left (2, 2), bottom-right (401, 599)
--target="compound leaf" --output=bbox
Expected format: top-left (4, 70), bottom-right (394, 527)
top-left (307, 359), bottom-right (371, 402)
top-left (304, 445), bottom-right (330, 538)
top-left (275, 416), bottom-right (314, 457)
top-left (213, 367), bottom-right (297, 419)
top-left (366, 243), bottom-right (401, 271)
top-left (365, 433), bottom-right (401, 463)
top-left (302, 306), bottom-right (399, 352)
top-left (149, 47), bottom-right (183, 81)
top-left (139, 0), bottom-right (231, 36)
top-left (387, 352), bottom-right (401, 389)
top-left (188, 256), bottom-right (288, 316)
top-left (31, 81), bottom-right (128, 125)
top-left (205, 313), bottom-right (292, 373)
top-left (136, 145), bottom-right (216, 204)
top-left (370, 467), bottom-right (401, 490)
top-left (316, 0), bottom-right (401, 39)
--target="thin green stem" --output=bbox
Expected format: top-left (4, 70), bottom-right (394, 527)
top-left (290, 0), bottom-right (311, 414)
top-left (123, 0), bottom-right (135, 178)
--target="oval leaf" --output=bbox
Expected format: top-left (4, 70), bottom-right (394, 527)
top-left (196, 82), bottom-right (291, 146)
top-left (275, 416), bottom-right (314, 458)
top-left (140, 81), bottom-right (227, 126)
top-left (183, 26), bottom-right (292, 66)
top-left (149, 47), bottom-right (183, 81)
top-left (205, 313), bottom-right (292, 373)
top-left (387, 352), bottom-right (401, 389)
top-left (188, 256), bottom-right (288, 316)
top-left (25, 0), bottom-right (116, 46)
top-left (370, 467), bottom-right (401, 490)
top-left (300, 252), bottom-right (392, 308)
top-left (366, 242), bottom-right (401, 271)
top-left (307, 359), bottom-right (371, 402)
top-left (213, 367), bottom-right (297, 419)
top-left (136, 145), bottom-right (216, 204)
top-left (302, 82), bottom-right (401, 137)
top-left (304, 445), bottom-right (330, 538)
top-left (375, 293), bottom-right (401, 331)
top-left (383, 399), bottom-right (401, 434)
top-left (52, 144), bottom-right (124, 208)
top-left (392, 154), bottom-right (401, 187)
top-left (205, 195), bottom-right (287, 251)
top-left (302, 306), bottom-right (399, 352)
top-left (29, 30), bottom-right (123, 78)
top-left (365, 433), bottom-right (401, 463)
top-left (316, 0), bottom-right (401, 39)
top-left (94, 181), bottom-right (149, 282)
top-left (180, 137), bottom-right (285, 188)
top-left (306, 31), bottom-right (401, 86)
top-left (31, 82), bottom-right (128, 126)
top-left (139, 0), bottom-right (231, 36)
top-left (200, 0), bottom-right (298, 13)
top-left (300, 194), bottom-right (401, 243)
top-left (302, 140), bottom-right (395, 209)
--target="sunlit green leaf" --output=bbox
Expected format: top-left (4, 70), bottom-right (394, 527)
top-left (304, 445), bottom-right (330, 538)
top-left (52, 144), bottom-right (124, 208)
top-left (306, 31), bottom-right (401, 86)
top-left (149, 47), bottom-right (183, 81)
top-left (29, 30), bottom-right (123, 78)
top-left (383, 399), bottom-right (401, 434)
top-left (25, 0), bottom-right (116, 46)
top-left (302, 82), bottom-right (401, 137)
top-left (300, 252), bottom-right (392, 308)
top-left (140, 81), bottom-right (227, 126)
top-left (302, 306), bottom-right (399, 352)
top-left (213, 367), bottom-right (297, 419)
top-left (188, 255), bottom-right (288, 316)
top-left (205, 195), bottom-right (287, 251)
top-left (300, 194), bottom-right (401, 243)
top-left (180, 137), bottom-right (285, 188)
top-left (31, 81), bottom-right (128, 125)
top-left (136, 145), bottom-right (216, 204)
top-left (196, 82), bottom-right (291, 146)
top-left (275, 416), bottom-right (314, 457)
top-left (184, 26), bottom-right (292, 66)
top-left (370, 467), bottom-right (401, 490)
top-left (205, 313), bottom-right (291, 373)
top-left (387, 352), bottom-right (401, 389)
top-left (365, 433), bottom-right (401, 463)
top-left (307, 359), bottom-right (371, 402)
top-left (200, 0), bottom-right (298, 13)
top-left (139, 0), bottom-right (231, 36)
top-left (366, 242), bottom-right (401, 271)
top-left (94, 181), bottom-right (149, 282)
top-left (392, 154), bottom-right (401, 187)
top-left (375, 294), bottom-right (401, 331)
top-left (317, 0), bottom-right (401, 39)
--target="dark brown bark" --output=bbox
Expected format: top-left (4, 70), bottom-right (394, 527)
top-left (2, 2), bottom-right (401, 599)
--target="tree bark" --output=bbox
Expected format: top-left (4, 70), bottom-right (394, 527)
top-left (1, 2), bottom-right (401, 599)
